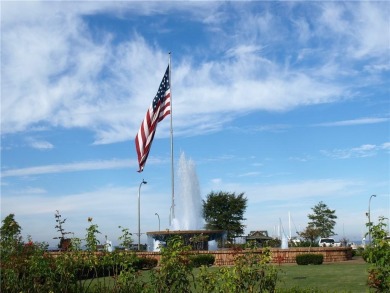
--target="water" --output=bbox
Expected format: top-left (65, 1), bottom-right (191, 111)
top-left (171, 152), bottom-right (204, 230)
top-left (147, 153), bottom-right (219, 252)
top-left (208, 240), bottom-right (218, 251)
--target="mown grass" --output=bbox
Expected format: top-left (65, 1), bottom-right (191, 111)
top-left (277, 259), bottom-right (369, 292)
top-left (87, 257), bottom-right (369, 292)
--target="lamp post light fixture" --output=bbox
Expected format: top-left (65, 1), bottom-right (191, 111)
top-left (155, 213), bottom-right (160, 231)
top-left (138, 179), bottom-right (147, 250)
top-left (368, 194), bottom-right (376, 244)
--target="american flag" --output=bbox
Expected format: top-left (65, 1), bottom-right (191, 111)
top-left (135, 65), bottom-right (171, 172)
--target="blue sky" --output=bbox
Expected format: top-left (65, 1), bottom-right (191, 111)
top-left (1, 1), bottom-right (389, 247)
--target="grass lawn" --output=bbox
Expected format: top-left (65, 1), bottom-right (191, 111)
top-left (277, 259), bottom-right (369, 292)
top-left (86, 257), bottom-right (370, 292)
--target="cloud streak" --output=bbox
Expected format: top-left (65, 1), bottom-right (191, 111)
top-left (2, 2), bottom-right (388, 145)
top-left (321, 143), bottom-right (390, 159)
top-left (316, 117), bottom-right (390, 127)
top-left (1, 159), bottom-right (135, 178)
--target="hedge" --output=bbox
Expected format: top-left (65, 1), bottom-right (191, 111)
top-left (189, 254), bottom-right (215, 267)
top-left (296, 254), bottom-right (324, 265)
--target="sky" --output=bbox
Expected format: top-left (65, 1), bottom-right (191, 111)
top-left (1, 0), bottom-right (389, 248)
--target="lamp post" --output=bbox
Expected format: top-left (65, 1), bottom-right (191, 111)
top-left (169, 205), bottom-right (173, 226)
top-left (368, 194), bottom-right (376, 244)
top-left (155, 213), bottom-right (160, 231)
top-left (138, 179), bottom-right (147, 250)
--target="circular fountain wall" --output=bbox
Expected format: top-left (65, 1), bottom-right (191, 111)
top-left (147, 229), bottom-right (226, 251)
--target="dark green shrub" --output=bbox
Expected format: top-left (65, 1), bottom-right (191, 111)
top-left (355, 246), bottom-right (364, 256)
top-left (365, 216), bottom-right (390, 292)
top-left (361, 247), bottom-right (370, 262)
top-left (298, 240), bottom-right (320, 247)
top-left (296, 254), bottom-right (324, 265)
top-left (133, 257), bottom-right (158, 270)
top-left (278, 287), bottom-right (324, 292)
top-left (189, 254), bottom-right (215, 267)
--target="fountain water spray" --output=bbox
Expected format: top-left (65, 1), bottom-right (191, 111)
top-left (171, 152), bottom-right (204, 230)
top-left (147, 152), bottom-right (226, 251)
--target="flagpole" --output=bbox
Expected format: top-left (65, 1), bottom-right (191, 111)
top-left (169, 52), bottom-right (175, 225)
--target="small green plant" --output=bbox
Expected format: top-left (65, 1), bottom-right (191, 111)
top-left (118, 225), bottom-right (133, 249)
top-left (53, 210), bottom-right (72, 250)
top-left (296, 254), bottom-right (324, 265)
top-left (196, 265), bottom-right (220, 292)
top-left (85, 217), bottom-right (101, 252)
top-left (213, 247), bottom-right (279, 293)
top-left (149, 235), bottom-right (194, 293)
top-left (365, 216), bottom-right (390, 292)
top-left (189, 254), bottom-right (215, 267)
top-left (189, 233), bottom-right (209, 250)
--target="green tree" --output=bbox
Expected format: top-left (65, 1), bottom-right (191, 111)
top-left (307, 201), bottom-right (337, 238)
top-left (203, 191), bottom-right (247, 241)
top-left (298, 226), bottom-right (321, 245)
top-left (0, 213), bottom-right (23, 253)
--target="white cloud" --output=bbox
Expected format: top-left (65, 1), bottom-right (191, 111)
top-left (1, 159), bottom-right (135, 178)
top-left (316, 117), bottom-right (390, 127)
top-left (0, 184), bottom-right (171, 246)
top-left (248, 179), bottom-right (362, 203)
top-left (204, 177), bottom-right (363, 204)
top-left (321, 143), bottom-right (390, 159)
top-left (318, 2), bottom-right (389, 59)
top-left (251, 124), bottom-right (290, 133)
top-left (1, 1), bottom-right (388, 145)
top-left (289, 155), bottom-right (312, 162)
top-left (225, 45), bottom-right (265, 59)
top-left (381, 142), bottom-right (390, 150)
top-left (10, 187), bottom-right (47, 195)
top-left (27, 138), bottom-right (54, 150)
top-left (210, 178), bottom-right (222, 185)
top-left (238, 172), bottom-right (261, 178)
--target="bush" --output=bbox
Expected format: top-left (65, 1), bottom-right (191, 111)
top-left (133, 257), bottom-right (158, 270)
top-left (189, 254), bottom-right (215, 267)
top-left (365, 216), bottom-right (390, 292)
top-left (355, 246), bottom-right (364, 256)
top-left (361, 247), bottom-right (370, 263)
top-left (294, 240), bottom-right (320, 247)
top-left (296, 254), bottom-right (324, 265)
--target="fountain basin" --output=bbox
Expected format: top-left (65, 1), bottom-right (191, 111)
top-left (147, 229), bottom-right (227, 252)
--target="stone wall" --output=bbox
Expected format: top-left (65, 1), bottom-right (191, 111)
top-left (48, 247), bottom-right (352, 266)
top-left (136, 247), bottom-right (353, 266)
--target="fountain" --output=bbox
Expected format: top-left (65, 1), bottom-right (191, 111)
top-left (147, 152), bottom-right (226, 251)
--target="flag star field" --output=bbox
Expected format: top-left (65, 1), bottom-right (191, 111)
top-left (1, 1), bottom-right (389, 247)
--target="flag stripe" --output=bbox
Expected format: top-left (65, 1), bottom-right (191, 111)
top-left (135, 66), bottom-right (170, 172)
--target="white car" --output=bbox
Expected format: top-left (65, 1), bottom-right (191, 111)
top-left (319, 238), bottom-right (335, 247)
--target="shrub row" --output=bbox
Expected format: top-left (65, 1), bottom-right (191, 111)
top-left (189, 254), bottom-right (215, 267)
top-left (75, 256), bottom-right (158, 280)
top-left (296, 253), bottom-right (324, 265)
top-left (134, 257), bottom-right (158, 270)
